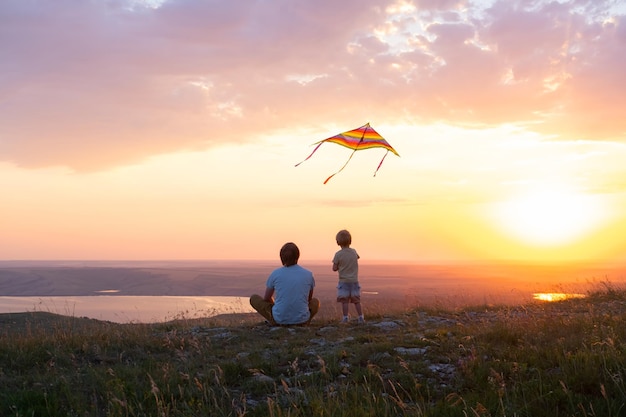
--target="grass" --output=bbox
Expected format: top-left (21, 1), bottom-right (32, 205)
top-left (1, 284), bottom-right (626, 416)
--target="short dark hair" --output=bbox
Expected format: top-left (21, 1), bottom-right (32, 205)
top-left (280, 242), bottom-right (300, 266)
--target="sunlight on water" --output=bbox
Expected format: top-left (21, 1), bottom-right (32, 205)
top-left (533, 293), bottom-right (586, 302)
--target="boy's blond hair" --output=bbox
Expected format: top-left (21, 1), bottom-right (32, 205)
top-left (336, 229), bottom-right (352, 247)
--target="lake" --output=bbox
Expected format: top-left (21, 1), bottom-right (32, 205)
top-left (0, 260), bottom-right (623, 323)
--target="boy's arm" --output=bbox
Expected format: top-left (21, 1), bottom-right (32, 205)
top-left (332, 252), bottom-right (339, 271)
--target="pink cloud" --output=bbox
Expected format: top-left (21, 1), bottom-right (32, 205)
top-left (0, 0), bottom-right (624, 171)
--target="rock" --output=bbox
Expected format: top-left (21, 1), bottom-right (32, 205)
top-left (373, 321), bottom-right (403, 329)
top-left (394, 347), bottom-right (427, 355)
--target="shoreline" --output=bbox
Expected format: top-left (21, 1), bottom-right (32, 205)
top-left (1, 261), bottom-right (622, 323)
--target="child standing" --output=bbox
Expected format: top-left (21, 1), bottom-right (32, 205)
top-left (332, 229), bottom-right (364, 323)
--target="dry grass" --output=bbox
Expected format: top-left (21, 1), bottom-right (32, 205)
top-left (1, 283), bottom-right (626, 416)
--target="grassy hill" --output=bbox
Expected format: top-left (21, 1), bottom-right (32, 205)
top-left (1, 284), bottom-right (626, 416)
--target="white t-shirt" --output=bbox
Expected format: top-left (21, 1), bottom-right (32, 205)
top-left (266, 264), bottom-right (315, 325)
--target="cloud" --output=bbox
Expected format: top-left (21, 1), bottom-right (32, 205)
top-left (0, 0), bottom-right (624, 171)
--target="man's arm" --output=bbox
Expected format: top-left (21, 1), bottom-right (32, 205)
top-left (263, 287), bottom-right (274, 302)
top-left (308, 288), bottom-right (314, 302)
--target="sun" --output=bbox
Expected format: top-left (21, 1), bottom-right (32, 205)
top-left (492, 184), bottom-right (607, 246)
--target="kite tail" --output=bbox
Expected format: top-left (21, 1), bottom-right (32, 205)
top-left (373, 150), bottom-right (390, 177)
top-left (323, 148), bottom-right (359, 184)
top-left (295, 142), bottom-right (324, 167)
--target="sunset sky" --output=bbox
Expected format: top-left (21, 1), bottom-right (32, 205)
top-left (1, 0), bottom-right (625, 263)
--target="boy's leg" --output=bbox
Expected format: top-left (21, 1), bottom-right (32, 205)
top-left (355, 302), bottom-right (363, 316)
top-left (249, 294), bottom-right (275, 324)
top-left (350, 283), bottom-right (363, 317)
top-left (337, 283), bottom-right (350, 322)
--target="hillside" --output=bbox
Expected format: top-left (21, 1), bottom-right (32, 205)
top-left (1, 285), bottom-right (626, 416)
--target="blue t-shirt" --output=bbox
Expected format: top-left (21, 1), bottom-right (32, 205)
top-left (266, 264), bottom-right (315, 325)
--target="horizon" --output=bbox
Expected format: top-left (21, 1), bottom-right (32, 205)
top-left (2, 259), bottom-right (624, 323)
top-left (3, 258), bottom-right (626, 266)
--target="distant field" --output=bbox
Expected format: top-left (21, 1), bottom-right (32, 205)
top-left (0, 261), bottom-right (622, 321)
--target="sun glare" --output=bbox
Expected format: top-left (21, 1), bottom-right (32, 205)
top-left (533, 293), bottom-right (586, 302)
top-left (493, 185), bottom-right (606, 246)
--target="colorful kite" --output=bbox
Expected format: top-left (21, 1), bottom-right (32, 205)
top-left (295, 123), bottom-right (400, 184)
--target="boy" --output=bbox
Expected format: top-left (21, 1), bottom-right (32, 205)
top-left (332, 230), bottom-right (364, 323)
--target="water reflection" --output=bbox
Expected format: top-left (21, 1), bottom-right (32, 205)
top-left (0, 296), bottom-right (254, 323)
top-left (533, 293), bottom-right (586, 302)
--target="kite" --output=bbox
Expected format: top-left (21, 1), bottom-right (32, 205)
top-left (295, 123), bottom-right (400, 184)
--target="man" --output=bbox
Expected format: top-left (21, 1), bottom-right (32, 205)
top-left (250, 242), bottom-right (320, 325)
